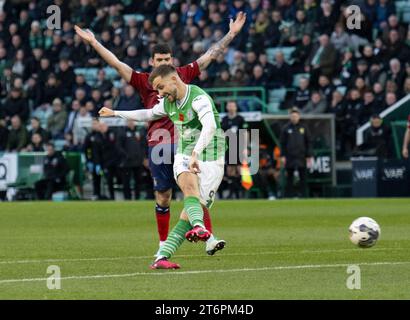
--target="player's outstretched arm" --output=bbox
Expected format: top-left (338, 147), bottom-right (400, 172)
top-left (74, 25), bottom-right (133, 83)
top-left (98, 101), bottom-right (167, 121)
top-left (196, 11), bottom-right (247, 71)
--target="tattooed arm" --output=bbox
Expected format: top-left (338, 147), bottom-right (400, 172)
top-left (196, 11), bottom-right (247, 71)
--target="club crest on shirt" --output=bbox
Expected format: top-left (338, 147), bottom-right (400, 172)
top-left (299, 128), bottom-right (305, 134)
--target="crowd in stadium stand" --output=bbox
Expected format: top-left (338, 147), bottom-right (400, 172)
top-left (0, 0), bottom-right (409, 199)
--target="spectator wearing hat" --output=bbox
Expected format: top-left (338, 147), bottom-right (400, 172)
top-left (280, 107), bottom-right (313, 198)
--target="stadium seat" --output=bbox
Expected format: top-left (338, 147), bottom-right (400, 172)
top-left (74, 68), bottom-right (98, 84)
top-left (123, 14), bottom-right (145, 23)
top-left (268, 88), bottom-right (287, 103)
top-left (103, 67), bottom-right (119, 80)
top-left (266, 102), bottom-right (281, 114)
top-left (113, 80), bottom-right (123, 88)
top-left (53, 139), bottom-right (66, 151)
top-left (336, 86), bottom-right (347, 96)
top-left (396, 1), bottom-right (410, 22)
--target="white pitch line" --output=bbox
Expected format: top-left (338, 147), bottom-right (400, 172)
top-left (0, 247), bottom-right (407, 265)
top-left (0, 261), bottom-right (409, 285)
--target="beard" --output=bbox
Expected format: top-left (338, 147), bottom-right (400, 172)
top-left (165, 88), bottom-right (178, 102)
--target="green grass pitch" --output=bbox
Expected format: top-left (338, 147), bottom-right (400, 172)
top-left (0, 199), bottom-right (409, 299)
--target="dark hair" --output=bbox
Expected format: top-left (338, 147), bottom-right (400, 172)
top-left (148, 64), bottom-right (177, 84)
top-left (151, 43), bottom-right (173, 58)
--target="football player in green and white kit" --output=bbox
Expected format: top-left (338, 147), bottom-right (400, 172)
top-left (99, 64), bottom-right (226, 269)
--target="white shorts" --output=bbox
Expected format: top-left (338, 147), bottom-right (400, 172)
top-left (173, 153), bottom-right (224, 208)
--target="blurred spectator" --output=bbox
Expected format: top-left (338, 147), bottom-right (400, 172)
top-left (303, 91), bottom-right (327, 114)
top-left (341, 89), bottom-right (363, 156)
top-left (63, 132), bottom-right (81, 152)
top-left (65, 100), bottom-right (81, 134)
top-left (2, 87), bottom-right (29, 123)
top-left (288, 10), bottom-right (314, 45)
top-left (293, 76), bottom-right (311, 110)
top-left (0, 118), bottom-right (8, 151)
top-left (280, 108), bottom-right (313, 198)
top-left (95, 69), bottom-right (113, 97)
top-left (291, 33), bottom-right (313, 73)
top-left (73, 74), bottom-right (91, 98)
top-left (330, 23), bottom-right (351, 52)
top-left (306, 34), bottom-right (337, 85)
top-left (47, 98), bottom-right (67, 139)
top-left (195, 70), bottom-right (214, 88)
top-left (29, 117), bottom-right (51, 143)
top-left (34, 143), bottom-right (69, 200)
top-left (360, 90), bottom-right (377, 125)
top-left (84, 119), bottom-right (104, 200)
top-left (317, 75), bottom-right (334, 103)
top-left (56, 59), bottom-right (76, 97)
top-left (327, 89), bottom-right (345, 154)
top-left (386, 58), bottom-right (406, 90)
top-left (32, 102), bottom-right (53, 129)
top-left (40, 73), bottom-right (62, 105)
top-left (72, 106), bottom-right (92, 146)
top-left (247, 64), bottom-right (267, 88)
top-left (214, 69), bottom-right (235, 88)
top-left (221, 100), bottom-right (248, 165)
top-left (118, 120), bottom-right (146, 200)
top-left (6, 115), bottom-right (29, 152)
top-left (117, 85), bottom-right (141, 111)
top-left (100, 122), bottom-right (122, 200)
top-left (360, 114), bottom-right (392, 158)
top-left (255, 142), bottom-right (279, 200)
top-left (25, 132), bottom-right (45, 152)
top-left (269, 51), bottom-right (292, 88)
top-left (381, 91), bottom-right (397, 112)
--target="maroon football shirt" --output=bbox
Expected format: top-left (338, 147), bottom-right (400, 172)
top-left (129, 62), bottom-right (201, 146)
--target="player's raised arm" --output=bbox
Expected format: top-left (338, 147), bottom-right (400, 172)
top-left (74, 25), bottom-right (133, 83)
top-left (196, 11), bottom-right (247, 71)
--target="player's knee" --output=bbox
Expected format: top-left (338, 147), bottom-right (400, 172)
top-left (181, 183), bottom-right (198, 197)
top-left (155, 189), bottom-right (172, 207)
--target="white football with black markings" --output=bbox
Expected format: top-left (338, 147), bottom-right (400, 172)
top-left (349, 217), bottom-right (381, 248)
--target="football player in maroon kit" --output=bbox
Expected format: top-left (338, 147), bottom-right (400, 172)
top-left (75, 12), bottom-right (247, 256)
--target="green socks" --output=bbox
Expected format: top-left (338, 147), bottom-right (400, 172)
top-left (184, 196), bottom-right (205, 228)
top-left (158, 219), bottom-right (192, 259)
